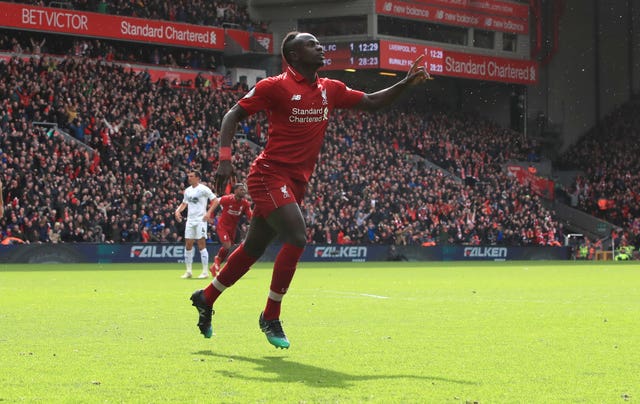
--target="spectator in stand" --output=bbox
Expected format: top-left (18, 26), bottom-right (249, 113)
top-left (0, 53), bottom-right (564, 250)
top-left (559, 99), bottom-right (640, 242)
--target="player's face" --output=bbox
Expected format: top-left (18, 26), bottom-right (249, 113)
top-left (234, 186), bottom-right (247, 198)
top-left (187, 172), bottom-right (199, 186)
top-left (292, 34), bottom-right (325, 68)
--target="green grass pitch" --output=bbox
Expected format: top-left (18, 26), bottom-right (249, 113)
top-left (1, 261), bottom-right (639, 403)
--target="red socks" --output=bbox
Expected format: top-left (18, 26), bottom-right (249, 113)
top-left (264, 297), bottom-right (282, 321)
top-left (201, 242), bottom-right (304, 320)
top-left (202, 244), bottom-right (258, 305)
top-left (263, 243), bottom-right (304, 320)
top-left (216, 246), bottom-right (229, 262)
top-left (202, 281), bottom-right (221, 304)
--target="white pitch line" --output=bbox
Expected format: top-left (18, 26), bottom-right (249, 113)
top-left (322, 290), bottom-right (390, 299)
top-left (360, 293), bottom-right (389, 299)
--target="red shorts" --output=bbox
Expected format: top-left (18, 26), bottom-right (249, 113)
top-left (216, 225), bottom-right (237, 244)
top-left (247, 162), bottom-right (307, 218)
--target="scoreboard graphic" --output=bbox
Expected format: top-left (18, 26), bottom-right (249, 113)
top-left (320, 39), bottom-right (444, 74)
top-left (319, 38), bottom-right (537, 85)
top-left (321, 40), bottom-right (380, 70)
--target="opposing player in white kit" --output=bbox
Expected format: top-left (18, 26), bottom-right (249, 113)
top-left (175, 170), bottom-right (217, 279)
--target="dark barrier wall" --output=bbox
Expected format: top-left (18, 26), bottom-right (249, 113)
top-left (0, 244), bottom-right (571, 264)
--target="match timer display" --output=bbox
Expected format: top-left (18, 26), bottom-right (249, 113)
top-left (321, 40), bottom-right (380, 70)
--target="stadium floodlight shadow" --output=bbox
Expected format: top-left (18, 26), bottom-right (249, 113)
top-left (193, 351), bottom-right (476, 388)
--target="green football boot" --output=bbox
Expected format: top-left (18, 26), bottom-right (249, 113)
top-left (259, 312), bottom-right (290, 349)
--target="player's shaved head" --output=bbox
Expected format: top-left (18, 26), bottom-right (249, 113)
top-left (281, 31), bottom-right (318, 66)
top-left (281, 31), bottom-right (300, 66)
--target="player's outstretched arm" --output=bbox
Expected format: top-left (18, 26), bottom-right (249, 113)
top-left (214, 104), bottom-right (248, 195)
top-left (355, 55), bottom-right (430, 112)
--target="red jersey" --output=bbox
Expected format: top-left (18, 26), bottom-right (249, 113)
top-left (238, 66), bottom-right (364, 182)
top-left (218, 195), bottom-right (252, 229)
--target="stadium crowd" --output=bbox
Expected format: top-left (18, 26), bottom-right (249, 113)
top-left (0, 29), bottom-right (224, 72)
top-left (558, 99), bottom-right (640, 247)
top-left (0, 53), bottom-right (568, 246)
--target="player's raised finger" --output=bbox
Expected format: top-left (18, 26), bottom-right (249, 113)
top-left (409, 55), bottom-right (425, 74)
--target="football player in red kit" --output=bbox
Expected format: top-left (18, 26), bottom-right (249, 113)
top-left (190, 31), bottom-right (430, 348)
top-left (205, 183), bottom-right (252, 276)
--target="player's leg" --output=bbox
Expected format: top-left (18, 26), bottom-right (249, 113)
top-left (190, 216), bottom-right (276, 338)
top-left (212, 228), bottom-right (233, 275)
top-left (182, 230), bottom-right (196, 278)
top-left (264, 202), bottom-right (306, 316)
top-left (219, 239), bottom-right (233, 262)
top-left (209, 216), bottom-right (276, 300)
top-left (196, 234), bottom-right (209, 278)
top-left (257, 202), bottom-right (306, 349)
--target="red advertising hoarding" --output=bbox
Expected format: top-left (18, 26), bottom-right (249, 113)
top-left (378, 39), bottom-right (537, 85)
top-left (443, 50), bottom-right (537, 84)
top-left (0, 1), bottom-right (224, 50)
top-left (376, 0), bottom-right (528, 34)
top-left (412, 0), bottom-right (529, 20)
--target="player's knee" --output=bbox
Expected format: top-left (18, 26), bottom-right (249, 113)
top-left (283, 232), bottom-right (306, 248)
top-left (243, 239), bottom-right (268, 258)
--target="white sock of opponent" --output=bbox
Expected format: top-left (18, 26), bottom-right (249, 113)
top-left (200, 248), bottom-right (209, 274)
top-left (184, 248), bottom-right (194, 273)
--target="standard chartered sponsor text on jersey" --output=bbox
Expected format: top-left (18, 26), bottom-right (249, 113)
top-left (291, 107), bottom-right (324, 115)
top-left (289, 107), bottom-right (327, 123)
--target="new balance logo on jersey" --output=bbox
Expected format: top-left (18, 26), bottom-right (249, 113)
top-left (280, 185), bottom-right (290, 198)
top-left (291, 94), bottom-right (301, 101)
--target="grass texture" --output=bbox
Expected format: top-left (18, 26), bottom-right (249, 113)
top-left (0, 261), bottom-right (638, 403)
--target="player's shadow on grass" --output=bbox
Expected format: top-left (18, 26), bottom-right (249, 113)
top-left (194, 350), bottom-right (475, 388)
